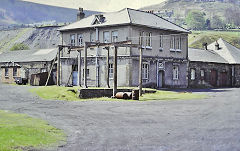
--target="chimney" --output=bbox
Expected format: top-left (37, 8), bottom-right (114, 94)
top-left (215, 40), bottom-right (220, 50)
top-left (203, 43), bottom-right (208, 50)
top-left (77, 8), bottom-right (85, 21)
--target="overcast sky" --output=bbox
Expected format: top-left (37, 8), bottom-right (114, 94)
top-left (21, 0), bottom-right (166, 12)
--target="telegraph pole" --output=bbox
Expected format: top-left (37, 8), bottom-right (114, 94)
top-left (139, 45), bottom-right (143, 96)
top-left (78, 50), bottom-right (81, 86)
top-left (106, 47), bottom-right (110, 88)
top-left (113, 46), bottom-right (118, 97)
top-left (84, 42), bottom-right (88, 88)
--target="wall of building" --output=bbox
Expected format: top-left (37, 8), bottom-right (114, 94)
top-left (188, 62), bottom-right (232, 88)
top-left (233, 65), bottom-right (240, 87)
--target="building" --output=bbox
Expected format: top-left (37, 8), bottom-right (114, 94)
top-left (58, 8), bottom-right (189, 88)
top-left (188, 38), bottom-right (240, 88)
top-left (0, 48), bottom-right (57, 85)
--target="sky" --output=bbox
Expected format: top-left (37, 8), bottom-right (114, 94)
top-left (21, 0), bottom-right (166, 12)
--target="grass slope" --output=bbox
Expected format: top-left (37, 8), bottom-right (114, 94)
top-left (189, 30), bottom-right (240, 49)
top-left (0, 110), bottom-right (65, 151)
top-left (30, 86), bottom-right (207, 101)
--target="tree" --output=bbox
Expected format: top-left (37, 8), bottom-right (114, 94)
top-left (211, 15), bottom-right (225, 29)
top-left (10, 43), bottom-right (29, 51)
top-left (185, 10), bottom-right (206, 30)
top-left (224, 7), bottom-right (240, 27)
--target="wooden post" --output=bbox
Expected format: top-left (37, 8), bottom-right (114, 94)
top-left (84, 42), bottom-right (88, 88)
top-left (113, 46), bottom-right (118, 97)
top-left (106, 47), bottom-right (110, 88)
top-left (57, 46), bottom-right (61, 86)
top-left (78, 50), bottom-right (81, 86)
top-left (139, 46), bottom-right (143, 96)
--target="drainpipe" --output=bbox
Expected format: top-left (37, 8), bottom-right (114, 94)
top-left (156, 60), bottom-right (159, 88)
top-left (95, 27), bottom-right (99, 87)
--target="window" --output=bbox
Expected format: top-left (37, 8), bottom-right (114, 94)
top-left (83, 69), bottom-right (90, 78)
top-left (41, 68), bottom-right (47, 73)
top-left (191, 69), bottom-right (196, 80)
top-left (146, 32), bottom-right (152, 47)
top-left (170, 36), bottom-right (175, 50)
top-left (173, 66), bottom-right (179, 80)
top-left (5, 68), bottom-right (9, 77)
top-left (139, 31), bottom-right (144, 46)
top-left (13, 68), bottom-right (18, 77)
top-left (70, 34), bottom-right (75, 46)
top-left (200, 69), bottom-right (205, 77)
top-left (142, 63), bottom-right (149, 80)
top-left (112, 31), bottom-right (118, 42)
top-left (103, 31), bottom-right (110, 43)
top-left (77, 34), bottom-right (83, 46)
top-left (175, 36), bottom-right (181, 50)
top-left (159, 35), bottom-right (163, 50)
top-left (109, 63), bottom-right (113, 79)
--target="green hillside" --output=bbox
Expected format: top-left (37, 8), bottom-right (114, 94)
top-left (189, 30), bottom-right (240, 49)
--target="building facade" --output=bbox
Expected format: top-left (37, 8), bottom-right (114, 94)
top-left (59, 8), bottom-right (189, 88)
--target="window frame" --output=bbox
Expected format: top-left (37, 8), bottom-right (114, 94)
top-left (5, 68), bottom-right (9, 77)
top-left (190, 68), bottom-right (196, 80)
top-left (200, 69), bottom-right (205, 78)
top-left (142, 63), bottom-right (149, 80)
top-left (112, 31), bottom-right (118, 43)
top-left (77, 34), bottom-right (83, 46)
top-left (103, 31), bottom-right (110, 43)
top-left (13, 67), bottom-right (18, 77)
top-left (109, 63), bottom-right (114, 79)
top-left (70, 34), bottom-right (75, 46)
top-left (173, 65), bottom-right (179, 80)
top-left (159, 35), bottom-right (163, 51)
top-left (146, 32), bottom-right (152, 48)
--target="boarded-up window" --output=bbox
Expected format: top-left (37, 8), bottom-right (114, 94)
top-left (103, 31), bottom-right (110, 43)
top-left (13, 68), bottom-right (18, 77)
top-left (5, 68), bottom-right (9, 77)
top-left (112, 31), bottom-right (118, 42)
top-left (173, 66), bottom-right (179, 80)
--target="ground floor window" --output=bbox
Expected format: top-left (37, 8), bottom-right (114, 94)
top-left (13, 67), bottom-right (18, 77)
top-left (173, 66), bottom-right (179, 80)
top-left (200, 69), bottom-right (205, 78)
top-left (191, 69), bottom-right (196, 80)
top-left (109, 63), bottom-right (113, 79)
top-left (83, 69), bottom-right (90, 78)
top-left (142, 63), bottom-right (149, 80)
top-left (5, 68), bottom-right (9, 77)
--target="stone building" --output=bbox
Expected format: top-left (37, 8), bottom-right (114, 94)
top-left (0, 48), bottom-right (57, 84)
top-left (188, 38), bottom-right (240, 88)
top-left (58, 8), bottom-right (189, 88)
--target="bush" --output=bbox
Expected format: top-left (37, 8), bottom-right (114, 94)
top-left (10, 43), bottom-right (29, 51)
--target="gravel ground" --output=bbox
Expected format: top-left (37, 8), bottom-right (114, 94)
top-left (1, 84), bottom-right (240, 151)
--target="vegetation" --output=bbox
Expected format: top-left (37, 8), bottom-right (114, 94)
top-left (10, 43), bottom-right (29, 51)
top-left (0, 110), bottom-right (65, 151)
top-left (189, 30), bottom-right (240, 49)
top-left (186, 10), bottom-right (206, 30)
top-left (30, 86), bottom-right (207, 101)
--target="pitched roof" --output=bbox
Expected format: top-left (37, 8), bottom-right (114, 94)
top-left (188, 48), bottom-right (228, 64)
top-left (208, 38), bottom-right (240, 64)
top-left (59, 8), bottom-right (189, 33)
top-left (0, 48), bottom-right (57, 63)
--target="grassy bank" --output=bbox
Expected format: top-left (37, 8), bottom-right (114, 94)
top-left (189, 30), bottom-right (240, 49)
top-left (0, 110), bottom-right (65, 151)
top-left (30, 86), bottom-right (207, 101)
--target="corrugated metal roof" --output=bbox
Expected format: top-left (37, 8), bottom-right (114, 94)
top-left (59, 8), bottom-right (189, 33)
top-left (208, 38), bottom-right (240, 64)
top-left (188, 48), bottom-right (228, 64)
top-left (0, 48), bottom-right (57, 63)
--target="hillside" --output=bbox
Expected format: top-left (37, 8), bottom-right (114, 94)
top-left (0, 0), bottom-right (98, 26)
top-left (142, 0), bottom-right (240, 28)
top-left (0, 27), bottom-right (61, 53)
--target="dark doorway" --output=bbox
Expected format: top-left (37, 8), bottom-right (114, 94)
top-left (219, 72), bottom-right (228, 87)
top-left (210, 70), bottom-right (217, 87)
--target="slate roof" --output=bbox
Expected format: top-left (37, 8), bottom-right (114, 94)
top-left (0, 48), bottom-right (57, 63)
top-left (59, 8), bottom-right (189, 33)
top-left (208, 38), bottom-right (240, 64)
top-left (188, 48), bottom-right (228, 64)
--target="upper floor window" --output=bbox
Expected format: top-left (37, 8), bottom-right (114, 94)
top-left (103, 31), bottom-right (110, 43)
top-left (146, 32), bottom-right (152, 47)
top-left (191, 69), bottom-right (196, 80)
top-left (112, 31), bottom-right (118, 43)
top-left (77, 34), bottom-right (83, 46)
top-left (5, 68), bottom-right (9, 77)
top-left (175, 36), bottom-right (181, 50)
top-left (70, 34), bottom-right (75, 46)
top-left (13, 67), bottom-right (18, 77)
top-left (142, 63), bottom-right (149, 80)
top-left (139, 31), bottom-right (144, 46)
top-left (173, 65), bottom-right (179, 80)
top-left (159, 35), bottom-right (163, 50)
top-left (109, 63), bottom-right (113, 79)
top-left (170, 36), bottom-right (175, 50)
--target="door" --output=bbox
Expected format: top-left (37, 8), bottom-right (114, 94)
top-left (220, 72), bottom-right (228, 87)
top-left (158, 71), bottom-right (163, 88)
top-left (210, 70), bottom-right (217, 87)
top-left (72, 71), bottom-right (78, 86)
